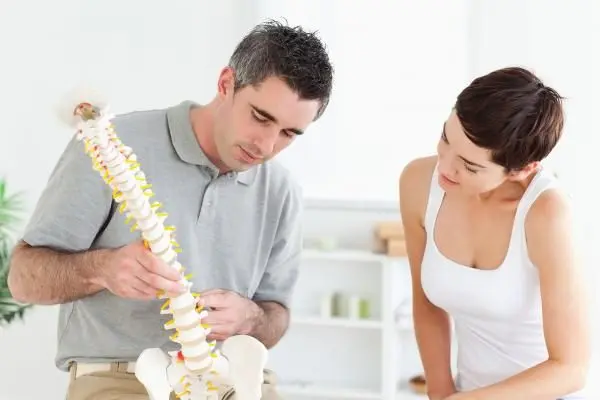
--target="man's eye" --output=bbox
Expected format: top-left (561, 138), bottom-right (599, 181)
top-left (252, 112), bottom-right (268, 123)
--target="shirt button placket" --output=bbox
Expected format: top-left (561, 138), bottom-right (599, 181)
top-left (197, 170), bottom-right (217, 225)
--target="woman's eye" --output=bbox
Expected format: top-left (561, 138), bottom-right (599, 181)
top-left (441, 131), bottom-right (448, 143)
top-left (464, 164), bottom-right (477, 173)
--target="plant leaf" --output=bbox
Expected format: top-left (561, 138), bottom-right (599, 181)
top-left (0, 177), bottom-right (31, 326)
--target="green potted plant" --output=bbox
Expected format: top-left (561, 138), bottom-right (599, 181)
top-left (0, 177), bottom-right (31, 325)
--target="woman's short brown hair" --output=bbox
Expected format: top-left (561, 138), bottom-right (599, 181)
top-left (455, 67), bottom-right (564, 171)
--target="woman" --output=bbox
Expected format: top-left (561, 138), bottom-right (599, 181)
top-left (399, 67), bottom-right (591, 400)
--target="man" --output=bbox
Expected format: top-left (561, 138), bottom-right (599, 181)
top-left (7, 19), bottom-right (334, 400)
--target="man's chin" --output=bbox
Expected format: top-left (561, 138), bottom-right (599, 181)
top-left (226, 159), bottom-right (253, 173)
top-left (232, 165), bottom-right (251, 173)
top-left (229, 157), bottom-right (267, 172)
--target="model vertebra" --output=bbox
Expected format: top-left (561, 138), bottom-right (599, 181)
top-left (59, 89), bottom-right (268, 400)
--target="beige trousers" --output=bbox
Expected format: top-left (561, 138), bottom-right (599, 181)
top-left (66, 362), bottom-right (282, 400)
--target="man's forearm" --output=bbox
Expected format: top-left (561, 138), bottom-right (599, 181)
top-left (8, 242), bottom-right (106, 305)
top-left (248, 300), bottom-right (290, 349)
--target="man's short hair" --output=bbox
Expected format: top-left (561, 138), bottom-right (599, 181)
top-left (228, 19), bottom-right (334, 120)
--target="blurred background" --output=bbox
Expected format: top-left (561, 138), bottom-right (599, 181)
top-left (0, 1), bottom-right (598, 399)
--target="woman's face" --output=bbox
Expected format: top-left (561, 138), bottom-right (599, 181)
top-left (436, 110), bottom-right (521, 195)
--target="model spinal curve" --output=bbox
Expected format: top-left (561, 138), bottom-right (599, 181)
top-left (73, 100), bottom-right (219, 390)
top-left (62, 92), bottom-right (268, 400)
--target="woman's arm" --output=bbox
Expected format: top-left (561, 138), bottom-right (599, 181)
top-left (446, 189), bottom-right (591, 400)
top-left (400, 158), bottom-right (456, 400)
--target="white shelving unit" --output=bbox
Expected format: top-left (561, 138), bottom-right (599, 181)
top-left (266, 248), bottom-right (424, 400)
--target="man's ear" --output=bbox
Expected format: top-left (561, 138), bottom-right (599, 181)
top-left (217, 67), bottom-right (235, 99)
top-left (508, 161), bottom-right (540, 180)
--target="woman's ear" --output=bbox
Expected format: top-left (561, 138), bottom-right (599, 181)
top-left (508, 161), bottom-right (541, 180)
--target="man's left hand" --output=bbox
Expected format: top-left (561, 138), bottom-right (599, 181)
top-left (196, 288), bottom-right (262, 341)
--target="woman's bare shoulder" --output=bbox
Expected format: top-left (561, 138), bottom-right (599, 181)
top-left (526, 188), bottom-right (572, 233)
top-left (526, 188), bottom-right (574, 242)
top-left (399, 155), bottom-right (438, 220)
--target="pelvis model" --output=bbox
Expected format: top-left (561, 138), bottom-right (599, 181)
top-left (60, 90), bottom-right (268, 400)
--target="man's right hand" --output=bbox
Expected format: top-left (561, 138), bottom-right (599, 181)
top-left (94, 241), bottom-right (186, 300)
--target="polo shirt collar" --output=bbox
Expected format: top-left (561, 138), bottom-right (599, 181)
top-left (166, 101), bottom-right (257, 185)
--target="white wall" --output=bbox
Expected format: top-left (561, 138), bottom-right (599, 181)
top-left (0, 0), bottom-right (255, 203)
top-left (258, 0), bottom-right (471, 202)
top-left (1, 1), bottom-right (598, 399)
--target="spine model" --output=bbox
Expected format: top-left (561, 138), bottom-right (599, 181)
top-left (71, 101), bottom-right (218, 396)
top-left (63, 93), bottom-right (268, 400)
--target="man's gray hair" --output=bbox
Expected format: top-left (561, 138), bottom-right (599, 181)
top-left (228, 19), bottom-right (334, 120)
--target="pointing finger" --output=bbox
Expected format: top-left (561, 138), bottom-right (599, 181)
top-left (198, 292), bottom-right (229, 310)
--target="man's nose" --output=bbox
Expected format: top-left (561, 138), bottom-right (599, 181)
top-left (252, 130), bottom-right (278, 156)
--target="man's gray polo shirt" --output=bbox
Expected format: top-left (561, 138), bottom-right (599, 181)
top-left (21, 100), bottom-right (303, 371)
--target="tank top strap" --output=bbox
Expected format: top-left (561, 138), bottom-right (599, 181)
top-left (509, 165), bottom-right (560, 253)
top-left (513, 166), bottom-right (559, 226)
top-left (424, 164), bottom-right (445, 236)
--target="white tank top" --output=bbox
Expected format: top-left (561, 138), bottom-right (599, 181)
top-left (421, 165), bottom-right (588, 399)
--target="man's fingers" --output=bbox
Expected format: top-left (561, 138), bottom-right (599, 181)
top-left (201, 288), bottom-right (226, 296)
top-left (200, 310), bottom-right (229, 325)
top-left (135, 247), bottom-right (181, 281)
top-left (129, 277), bottom-right (158, 300)
top-left (136, 264), bottom-right (186, 296)
top-left (198, 292), bottom-right (229, 310)
top-left (206, 332), bottom-right (228, 342)
top-left (205, 323), bottom-right (234, 341)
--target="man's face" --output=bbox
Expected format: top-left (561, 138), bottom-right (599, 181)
top-left (213, 68), bottom-right (321, 172)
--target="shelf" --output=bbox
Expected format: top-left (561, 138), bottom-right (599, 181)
top-left (290, 315), bottom-right (414, 331)
top-left (278, 382), bottom-right (381, 399)
top-left (278, 383), bottom-right (426, 399)
top-left (301, 248), bottom-right (391, 263)
top-left (396, 389), bottom-right (427, 399)
top-left (292, 315), bottom-right (383, 329)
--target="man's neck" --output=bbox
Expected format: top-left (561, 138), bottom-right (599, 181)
top-left (189, 104), bottom-right (229, 173)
